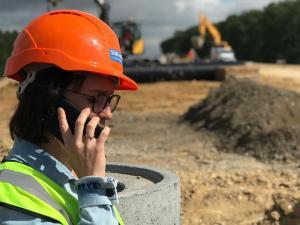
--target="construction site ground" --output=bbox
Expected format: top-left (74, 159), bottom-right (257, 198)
top-left (1, 63), bottom-right (300, 225)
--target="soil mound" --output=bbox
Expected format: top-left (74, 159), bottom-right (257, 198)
top-left (181, 77), bottom-right (300, 162)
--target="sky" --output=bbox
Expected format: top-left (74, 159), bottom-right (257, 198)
top-left (0, 0), bottom-right (282, 55)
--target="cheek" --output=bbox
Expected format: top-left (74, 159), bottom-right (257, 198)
top-left (74, 100), bottom-right (91, 111)
top-left (67, 95), bottom-right (92, 111)
top-left (78, 100), bottom-right (93, 111)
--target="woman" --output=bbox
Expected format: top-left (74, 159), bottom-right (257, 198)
top-left (0, 9), bottom-right (138, 225)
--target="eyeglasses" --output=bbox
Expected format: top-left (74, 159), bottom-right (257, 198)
top-left (64, 89), bottom-right (121, 113)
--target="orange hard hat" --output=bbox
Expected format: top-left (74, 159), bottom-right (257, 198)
top-left (4, 9), bottom-right (138, 90)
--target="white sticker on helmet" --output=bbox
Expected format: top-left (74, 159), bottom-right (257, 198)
top-left (110, 49), bottom-right (123, 64)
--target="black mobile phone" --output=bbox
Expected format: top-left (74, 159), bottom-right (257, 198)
top-left (47, 97), bottom-right (103, 143)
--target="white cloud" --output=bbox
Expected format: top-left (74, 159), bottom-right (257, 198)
top-left (173, 0), bottom-right (220, 13)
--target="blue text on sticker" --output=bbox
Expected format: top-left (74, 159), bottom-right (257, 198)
top-left (110, 49), bottom-right (123, 64)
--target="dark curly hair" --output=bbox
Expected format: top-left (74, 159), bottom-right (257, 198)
top-left (9, 67), bottom-right (86, 144)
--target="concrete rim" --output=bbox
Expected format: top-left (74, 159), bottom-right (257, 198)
top-left (106, 162), bottom-right (180, 196)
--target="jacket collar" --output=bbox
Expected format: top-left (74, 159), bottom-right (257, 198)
top-left (5, 138), bottom-right (76, 187)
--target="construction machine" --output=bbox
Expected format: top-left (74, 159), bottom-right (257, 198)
top-left (94, 0), bottom-right (144, 57)
top-left (111, 20), bottom-right (144, 56)
top-left (192, 15), bottom-right (237, 62)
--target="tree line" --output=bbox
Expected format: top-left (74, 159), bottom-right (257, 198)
top-left (161, 0), bottom-right (300, 63)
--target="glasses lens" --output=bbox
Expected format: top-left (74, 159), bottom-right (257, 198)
top-left (93, 96), bottom-right (108, 113)
top-left (109, 95), bottom-right (120, 112)
top-left (93, 95), bottom-right (120, 113)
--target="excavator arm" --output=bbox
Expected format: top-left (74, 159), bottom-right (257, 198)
top-left (199, 15), bottom-right (222, 46)
top-left (194, 15), bottom-right (236, 62)
top-left (94, 0), bottom-right (110, 25)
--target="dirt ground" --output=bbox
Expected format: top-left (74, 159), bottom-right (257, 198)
top-left (1, 63), bottom-right (300, 225)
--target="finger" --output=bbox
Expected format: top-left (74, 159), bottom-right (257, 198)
top-left (96, 126), bottom-right (110, 147)
top-left (57, 107), bottom-right (72, 142)
top-left (84, 116), bottom-right (100, 139)
top-left (74, 108), bottom-right (91, 141)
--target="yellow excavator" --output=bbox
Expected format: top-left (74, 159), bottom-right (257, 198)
top-left (94, 0), bottom-right (144, 57)
top-left (110, 19), bottom-right (144, 56)
top-left (193, 15), bottom-right (236, 62)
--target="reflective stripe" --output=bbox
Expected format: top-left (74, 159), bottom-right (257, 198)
top-left (0, 181), bottom-right (69, 225)
top-left (113, 206), bottom-right (125, 225)
top-left (0, 162), bottom-right (79, 224)
top-left (0, 169), bottom-right (72, 224)
top-left (0, 161), bottom-right (125, 225)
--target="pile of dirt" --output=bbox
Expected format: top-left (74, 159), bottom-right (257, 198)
top-left (181, 77), bottom-right (300, 162)
top-left (259, 194), bottom-right (300, 225)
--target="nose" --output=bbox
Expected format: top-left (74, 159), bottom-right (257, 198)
top-left (98, 105), bottom-right (113, 121)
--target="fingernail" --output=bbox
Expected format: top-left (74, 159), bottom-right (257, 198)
top-left (82, 108), bottom-right (90, 113)
top-left (57, 107), bottom-right (63, 115)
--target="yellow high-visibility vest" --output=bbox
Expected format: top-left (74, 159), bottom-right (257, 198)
top-left (0, 161), bottom-right (124, 225)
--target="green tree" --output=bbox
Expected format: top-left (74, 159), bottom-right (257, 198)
top-left (0, 30), bottom-right (18, 76)
top-left (262, 0), bottom-right (300, 63)
top-left (161, 27), bottom-right (198, 55)
top-left (219, 10), bottom-right (264, 61)
top-left (160, 0), bottom-right (300, 63)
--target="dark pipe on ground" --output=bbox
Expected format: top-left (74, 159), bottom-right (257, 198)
top-left (124, 62), bottom-right (244, 83)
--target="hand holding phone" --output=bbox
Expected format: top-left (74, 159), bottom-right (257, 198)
top-left (47, 97), bottom-right (108, 178)
top-left (47, 98), bottom-right (103, 143)
top-left (57, 106), bottom-right (109, 178)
